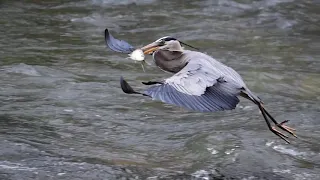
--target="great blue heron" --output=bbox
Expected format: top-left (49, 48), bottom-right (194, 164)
top-left (104, 29), bottom-right (297, 143)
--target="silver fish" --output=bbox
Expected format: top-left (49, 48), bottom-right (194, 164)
top-left (128, 49), bottom-right (149, 72)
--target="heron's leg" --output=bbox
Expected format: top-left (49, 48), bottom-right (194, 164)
top-left (258, 104), bottom-right (290, 143)
top-left (142, 81), bottom-right (163, 85)
top-left (241, 91), bottom-right (297, 140)
top-left (262, 108), bottom-right (297, 138)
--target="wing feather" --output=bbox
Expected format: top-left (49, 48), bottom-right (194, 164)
top-left (104, 28), bottom-right (135, 54)
top-left (144, 84), bottom-right (239, 112)
top-left (165, 51), bottom-right (245, 96)
top-left (144, 51), bottom-right (245, 112)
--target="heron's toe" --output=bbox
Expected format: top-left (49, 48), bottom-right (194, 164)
top-left (276, 120), bottom-right (297, 138)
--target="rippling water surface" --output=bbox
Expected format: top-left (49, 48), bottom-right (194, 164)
top-left (0, 0), bottom-right (319, 179)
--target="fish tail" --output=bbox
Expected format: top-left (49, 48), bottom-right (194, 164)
top-left (140, 61), bottom-right (146, 72)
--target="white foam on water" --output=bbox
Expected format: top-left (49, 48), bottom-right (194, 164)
top-left (272, 145), bottom-right (307, 156)
top-left (265, 141), bottom-right (274, 147)
top-left (4, 63), bottom-right (41, 76)
top-left (191, 170), bottom-right (210, 180)
top-left (70, 13), bottom-right (106, 26)
top-left (63, 109), bottom-right (74, 112)
top-left (57, 172), bottom-right (66, 176)
top-left (241, 176), bottom-right (256, 180)
top-left (273, 169), bottom-right (291, 174)
top-left (0, 161), bottom-right (37, 172)
top-left (293, 172), bottom-right (317, 180)
top-left (207, 147), bottom-right (218, 155)
top-left (225, 148), bottom-right (235, 155)
top-left (90, 0), bottom-right (156, 6)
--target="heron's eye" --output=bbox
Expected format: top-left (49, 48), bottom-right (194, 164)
top-left (159, 39), bottom-right (166, 45)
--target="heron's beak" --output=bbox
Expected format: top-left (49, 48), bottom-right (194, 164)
top-left (141, 42), bottom-right (161, 55)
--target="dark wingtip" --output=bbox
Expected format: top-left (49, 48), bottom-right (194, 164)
top-left (120, 77), bottom-right (150, 97)
top-left (120, 77), bottom-right (136, 94)
top-left (104, 28), bottom-right (109, 39)
top-left (104, 28), bottom-right (110, 43)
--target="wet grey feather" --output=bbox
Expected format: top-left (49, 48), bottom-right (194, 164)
top-left (144, 46), bottom-right (247, 112)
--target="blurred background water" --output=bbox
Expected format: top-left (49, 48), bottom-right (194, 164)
top-left (0, 0), bottom-right (319, 179)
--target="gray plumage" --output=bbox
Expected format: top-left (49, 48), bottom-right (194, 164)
top-left (144, 40), bottom-right (259, 112)
top-left (118, 37), bottom-right (296, 143)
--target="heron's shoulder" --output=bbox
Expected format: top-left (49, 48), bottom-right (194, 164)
top-left (182, 50), bottom-right (245, 85)
top-left (182, 50), bottom-right (222, 66)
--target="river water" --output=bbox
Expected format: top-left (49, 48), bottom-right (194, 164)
top-left (0, 0), bottom-right (319, 179)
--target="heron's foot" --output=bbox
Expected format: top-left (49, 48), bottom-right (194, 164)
top-left (271, 126), bottom-right (290, 143)
top-left (274, 120), bottom-right (297, 138)
top-left (258, 103), bottom-right (297, 143)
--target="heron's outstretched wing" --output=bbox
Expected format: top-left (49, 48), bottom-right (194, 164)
top-left (104, 28), bottom-right (135, 53)
top-left (144, 55), bottom-right (242, 112)
top-left (144, 83), bottom-right (239, 112)
top-left (165, 52), bottom-right (243, 96)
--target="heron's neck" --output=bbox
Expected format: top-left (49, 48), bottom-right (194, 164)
top-left (153, 50), bottom-right (187, 73)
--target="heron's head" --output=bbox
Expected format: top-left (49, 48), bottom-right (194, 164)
top-left (141, 36), bottom-right (198, 55)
